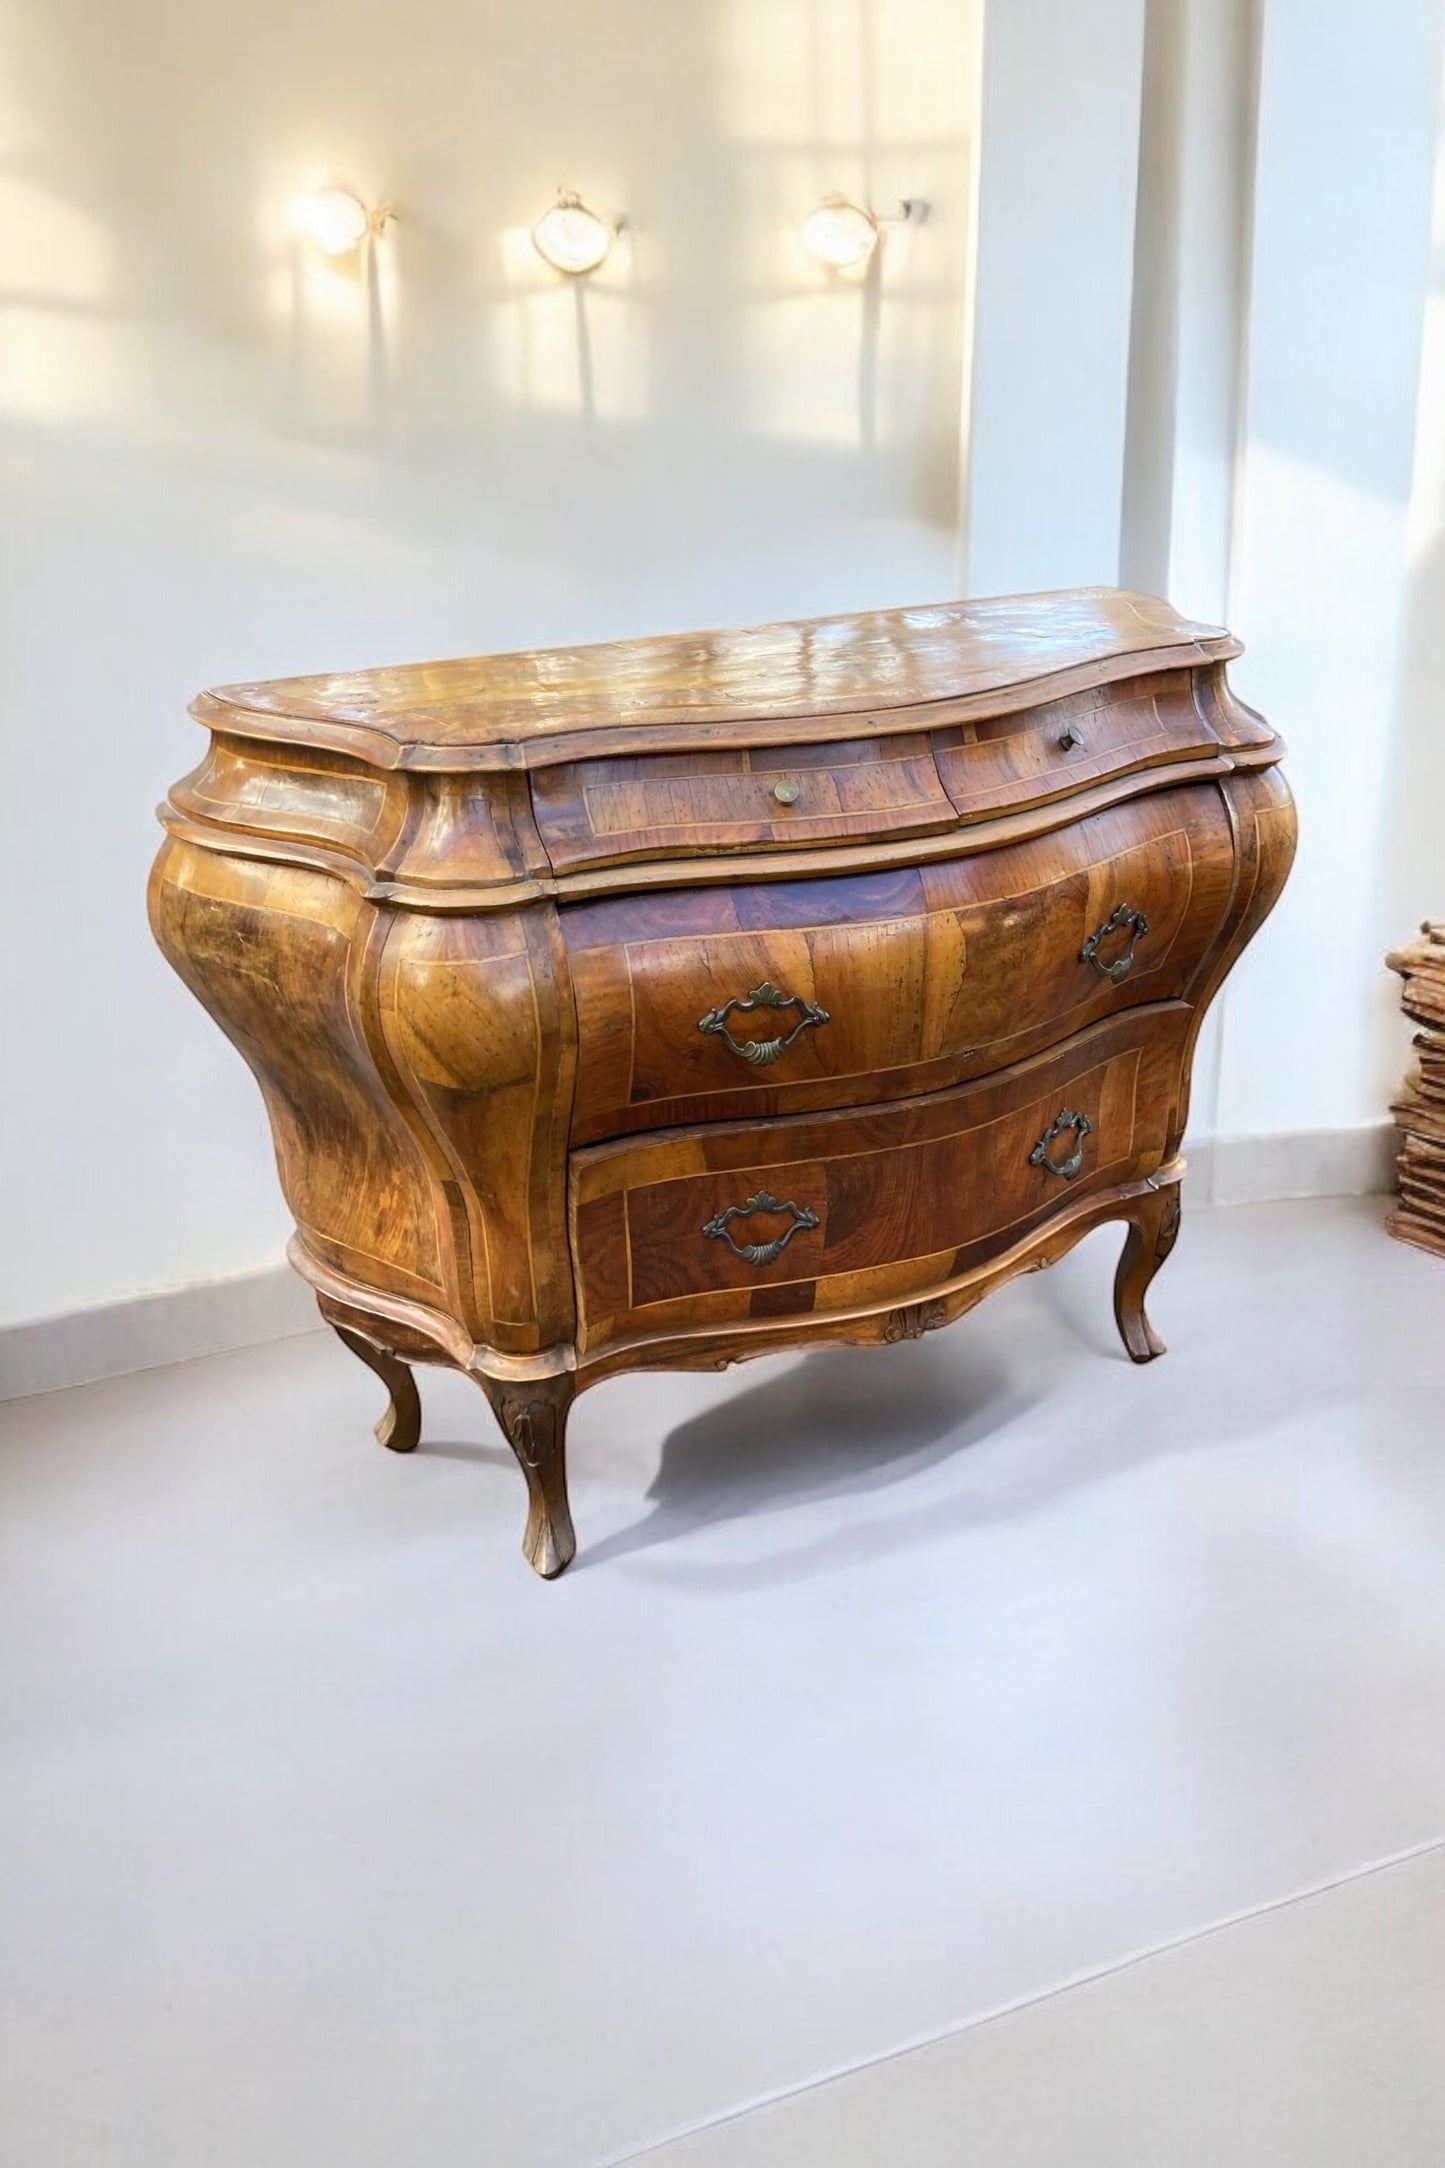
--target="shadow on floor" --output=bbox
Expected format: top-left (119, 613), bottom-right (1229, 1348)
top-left (575, 1334), bottom-right (1038, 1582)
top-left (403, 1222), bottom-right (1206, 1585)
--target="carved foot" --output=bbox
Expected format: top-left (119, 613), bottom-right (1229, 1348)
top-left (1113, 1184), bottom-right (1181, 1364)
top-left (477, 1372), bottom-right (577, 1579)
top-left (331, 1325), bottom-right (422, 1453)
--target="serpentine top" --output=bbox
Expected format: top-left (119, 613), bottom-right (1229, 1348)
top-left (189, 588), bottom-right (1239, 771)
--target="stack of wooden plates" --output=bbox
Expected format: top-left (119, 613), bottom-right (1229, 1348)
top-left (1387, 921), bottom-right (1445, 1259)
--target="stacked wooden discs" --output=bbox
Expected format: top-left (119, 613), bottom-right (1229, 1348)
top-left (1386, 921), bottom-right (1445, 1259)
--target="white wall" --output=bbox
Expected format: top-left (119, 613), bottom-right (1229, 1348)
top-left (1120, 0), bottom-right (1258, 628)
top-left (1219, 0), bottom-right (1444, 1140)
top-left (1115, 0), bottom-right (1259, 1148)
top-left (1109, 0), bottom-right (1444, 1166)
top-left (0, 0), bottom-right (979, 1327)
top-left (1390, 29), bottom-right (1445, 960)
top-left (961, 0), bottom-right (1147, 594)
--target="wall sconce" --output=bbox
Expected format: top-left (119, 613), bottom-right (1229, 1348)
top-left (531, 189), bottom-right (622, 277)
top-left (801, 194), bottom-right (923, 271)
top-left (289, 187), bottom-right (396, 257)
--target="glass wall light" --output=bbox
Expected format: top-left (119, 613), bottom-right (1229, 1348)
top-left (801, 194), bottom-right (923, 271)
top-left (289, 188), bottom-right (395, 256)
top-left (531, 189), bottom-right (620, 276)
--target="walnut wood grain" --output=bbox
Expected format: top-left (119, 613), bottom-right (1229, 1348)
top-left (155, 738), bottom-right (1283, 917)
top-left (562, 782), bottom-right (1236, 1141)
top-left (1113, 1182), bottom-right (1182, 1362)
top-left (150, 589), bottom-right (1295, 1578)
top-left (191, 590), bottom-right (1239, 769)
top-left (147, 842), bottom-right (455, 1312)
top-left (376, 902), bottom-right (578, 1354)
top-left (571, 1164), bottom-right (1188, 1387)
top-left (475, 1371), bottom-right (577, 1579)
top-left (328, 1322), bottom-right (423, 1453)
top-left (932, 666), bottom-right (1221, 819)
top-left (531, 734), bottom-right (956, 871)
top-left (568, 1005), bottom-right (1189, 1351)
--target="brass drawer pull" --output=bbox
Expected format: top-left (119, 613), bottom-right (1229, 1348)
top-left (701, 1190), bottom-right (820, 1266)
top-left (1058, 721), bottom-right (1086, 751)
top-left (698, 981), bottom-right (830, 1067)
top-left (1080, 903), bottom-right (1149, 983)
top-left (772, 778), bottom-right (801, 805)
top-left (1030, 1108), bottom-right (1092, 1181)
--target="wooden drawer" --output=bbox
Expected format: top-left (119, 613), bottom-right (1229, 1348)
top-left (570, 1005), bottom-right (1189, 1350)
top-left (933, 667), bottom-right (1222, 822)
top-left (562, 783), bottom-right (1234, 1142)
top-left (530, 734), bottom-right (955, 872)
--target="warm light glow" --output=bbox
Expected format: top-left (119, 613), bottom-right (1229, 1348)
top-left (800, 196), bottom-right (880, 271)
top-left (531, 191), bottom-right (615, 276)
top-left (290, 187), bottom-right (372, 256)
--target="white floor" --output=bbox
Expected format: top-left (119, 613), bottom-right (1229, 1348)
top-left (646, 1844), bottom-right (1445, 2166)
top-left (0, 1197), bottom-right (1441, 2166)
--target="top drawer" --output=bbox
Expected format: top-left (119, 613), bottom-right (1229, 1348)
top-left (934, 668), bottom-right (1223, 822)
top-left (530, 735), bottom-right (955, 872)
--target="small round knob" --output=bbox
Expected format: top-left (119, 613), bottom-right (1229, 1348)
top-left (772, 778), bottom-right (800, 805)
top-left (1058, 722), bottom-right (1086, 752)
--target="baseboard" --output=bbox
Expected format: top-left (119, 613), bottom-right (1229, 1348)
top-left (1185, 1121), bottom-right (1397, 1209)
top-left (0, 1264), bottom-right (319, 1403)
top-left (0, 1123), bottom-right (1400, 1403)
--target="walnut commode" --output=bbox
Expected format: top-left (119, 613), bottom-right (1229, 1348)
top-left (150, 590), bottom-right (1296, 1577)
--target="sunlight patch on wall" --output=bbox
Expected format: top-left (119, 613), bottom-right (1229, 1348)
top-left (0, 175), bottom-right (121, 419)
top-left (0, 309), bottom-right (132, 421)
top-left (716, 0), bottom-right (970, 147)
top-left (0, 174), bottom-right (109, 301)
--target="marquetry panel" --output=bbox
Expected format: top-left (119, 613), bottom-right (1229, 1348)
top-left (169, 734), bottom-right (409, 868)
top-left (570, 1006), bottom-right (1189, 1350)
top-left (377, 904), bottom-right (577, 1353)
top-left (1170, 763), bottom-right (1298, 1141)
top-left (562, 784), bottom-right (1234, 1141)
top-left (932, 668), bottom-right (1222, 823)
top-left (530, 734), bottom-right (955, 872)
top-left (147, 839), bottom-right (451, 1307)
top-left (377, 770), bottom-right (550, 892)
top-left (195, 590), bottom-right (1237, 767)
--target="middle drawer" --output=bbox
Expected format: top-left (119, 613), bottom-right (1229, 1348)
top-left (561, 781), bottom-right (1235, 1143)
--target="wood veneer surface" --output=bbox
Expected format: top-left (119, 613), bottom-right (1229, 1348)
top-left (151, 589), bottom-right (1296, 1577)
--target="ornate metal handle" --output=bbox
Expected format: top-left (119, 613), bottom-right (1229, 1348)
top-left (697, 982), bottom-right (831, 1068)
top-left (1080, 903), bottom-right (1149, 983)
top-left (1030, 1108), bottom-right (1092, 1181)
top-left (701, 1190), bottom-right (820, 1266)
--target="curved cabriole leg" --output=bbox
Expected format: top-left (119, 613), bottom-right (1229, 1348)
top-left (1113, 1184), bottom-right (1182, 1364)
top-left (331, 1325), bottom-right (422, 1453)
top-left (477, 1372), bottom-right (577, 1580)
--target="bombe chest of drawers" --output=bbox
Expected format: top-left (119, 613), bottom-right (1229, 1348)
top-left (150, 589), bottom-right (1295, 1577)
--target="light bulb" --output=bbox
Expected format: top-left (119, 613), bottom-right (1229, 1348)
top-left (531, 191), bottom-right (615, 276)
top-left (801, 196), bottom-right (881, 272)
top-left (290, 187), bottom-right (372, 256)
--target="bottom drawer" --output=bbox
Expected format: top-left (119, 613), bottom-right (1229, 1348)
top-left (570, 1004), bottom-right (1190, 1350)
